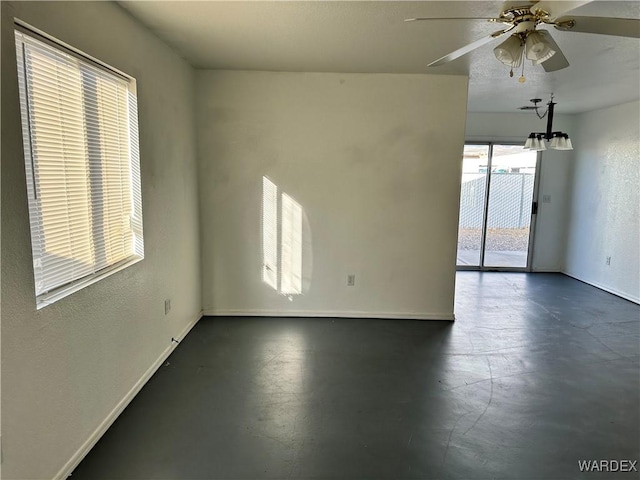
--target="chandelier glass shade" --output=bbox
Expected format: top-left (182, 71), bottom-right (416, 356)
top-left (549, 133), bottom-right (573, 150)
top-left (524, 134), bottom-right (546, 151)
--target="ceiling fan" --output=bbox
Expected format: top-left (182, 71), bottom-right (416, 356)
top-left (406, 1), bottom-right (640, 79)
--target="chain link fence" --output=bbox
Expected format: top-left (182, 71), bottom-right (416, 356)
top-left (459, 173), bottom-right (535, 229)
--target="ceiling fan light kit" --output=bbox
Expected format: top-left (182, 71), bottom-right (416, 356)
top-left (492, 30), bottom-right (557, 79)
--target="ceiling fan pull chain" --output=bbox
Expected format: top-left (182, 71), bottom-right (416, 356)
top-left (519, 51), bottom-right (526, 83)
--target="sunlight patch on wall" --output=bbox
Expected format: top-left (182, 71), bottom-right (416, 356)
top-left (262, 176), bottom-right (309, 298)
top-left (262, 177), bottom-right (279, 290)
top-left (280, 193), bottom-right (303, 295)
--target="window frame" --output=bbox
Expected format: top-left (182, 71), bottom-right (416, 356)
top-left (14, 21), bottom-right (144, 309)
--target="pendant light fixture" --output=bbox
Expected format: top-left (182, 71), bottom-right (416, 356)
top-left (522, 95), bottom-right (573, 151)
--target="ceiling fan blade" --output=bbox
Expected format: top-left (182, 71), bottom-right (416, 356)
top-left (405, 17), bottom-right (504, 22)
top-left (530, 1), bottom-right (592, 20)
top-left (555, 16), bottom-right (640, 38)
top-left (427, 27), bottom-right (514, 67)
top-left (537, 31), bottom-right (570, 72)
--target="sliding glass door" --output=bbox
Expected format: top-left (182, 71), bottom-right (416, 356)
top-left (457, 145), bottom-right (489, 267)
top-left (457, 143), bottom-right (539, 270)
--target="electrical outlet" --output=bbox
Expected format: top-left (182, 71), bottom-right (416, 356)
top-left (542, 194), bottom-right (552, 204)
top-left (164, 299), bottom-right (171, 315)
top-left (347, 274), bottom-right (355, 286)
top-left (606, 256), bottom-right (611, 266)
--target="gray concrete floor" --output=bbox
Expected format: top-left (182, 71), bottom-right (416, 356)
top-left (72, 273), bottom-right (640, 479)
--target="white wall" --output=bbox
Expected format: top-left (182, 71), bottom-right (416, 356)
top-left (465, 112), bottom-right (576, 271)
top-left (564, 101), bottom-right (640, 303)
top-left (197, 71), bottom-right (468, 320)
top-left (1, 2), bottom-right (201, 479)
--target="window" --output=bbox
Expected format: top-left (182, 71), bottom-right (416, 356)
top-left (15, 24), bottom-right (143, 308)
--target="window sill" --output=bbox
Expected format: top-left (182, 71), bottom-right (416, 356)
top-left (36, 255), bottom-right (143, 309)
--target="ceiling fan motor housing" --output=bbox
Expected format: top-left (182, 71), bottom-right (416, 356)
top-left (515, 21), bottom-right (537, 34)
top-left (496, 4), bottom-right (552, 32)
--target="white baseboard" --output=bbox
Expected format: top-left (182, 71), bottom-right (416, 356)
top-left (203, 309), bottom-right (455, 321)
top-left (54, 310), bottom-right (203, 480)
top-left (561, 271), bottom-right (640, 304)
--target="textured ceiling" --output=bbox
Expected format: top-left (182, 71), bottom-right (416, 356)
top-left (119, 1), bottom-right (640, 114)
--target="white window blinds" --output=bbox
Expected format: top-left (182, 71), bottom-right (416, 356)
top-left (15, 27), bottom-right (143, 307)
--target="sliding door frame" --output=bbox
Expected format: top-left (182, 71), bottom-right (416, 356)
top-left (456, 141), bottom-right (541, 273)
